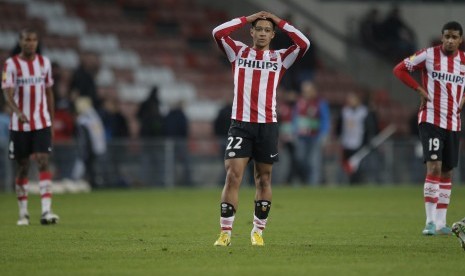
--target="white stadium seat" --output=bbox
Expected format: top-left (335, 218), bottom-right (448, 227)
top-left (26, 1), bottom-right (66, 19)
top-left (133, 66), bottom-right (175, 86)
top-left (185, 100), bottom-right (221, 121)
top-left (96, 67), bottom-right (116, 87)
top-left (42, 48), bottom-right (79, 69)
top-left (79, 33), bottom-right (119, 53)
top-left (117, 83), bottom-right (150, 103)
top-left (46, 17), bottom-right (86, 37)
top-left (0, 31), bottom-right (18, 50)
top-left (158, 82), bottom-right (196, 107)
top-left (101, 50), bottom-right (140, 69)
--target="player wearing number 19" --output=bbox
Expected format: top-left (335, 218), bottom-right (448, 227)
top-left (393, 21), bottom-right (465, 236)
top-left (212, 11), bottom-right (309, 246)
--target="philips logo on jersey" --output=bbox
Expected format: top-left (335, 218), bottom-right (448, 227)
top-left (431, 71), bottom-right (464, 84)
top-left (16, 76), bottom-right (45, 86)
top-left (237, 58), bottom-right (278, 71)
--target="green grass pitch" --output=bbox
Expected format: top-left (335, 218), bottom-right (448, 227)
top-left (1, 186), bottom-right (465, 275)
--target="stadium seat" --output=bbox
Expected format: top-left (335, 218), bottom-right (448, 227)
top-left (0, 31), bottom-right (18, 50)
top-left (26, 1), bottom-right (66, 19)
top-left (158, 82), bottom-right (196, 107)
top-left (185, 100), bottom-right (221, 122)
top-left (42, 48), bottom-right (79, 69)
top-left (133, 66), bottom-right (175, 86)
top-left (79, 33), bottom-right (120, 53)
top-left (101, 50), bottom-right (140, 69)
top-left (96, 67), bottom-right (116, 87)
top-left (117, 83), bottom-right (150, 103)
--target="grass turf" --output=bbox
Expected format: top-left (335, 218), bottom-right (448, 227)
top-left (1, 186), bottom-right (465, 275)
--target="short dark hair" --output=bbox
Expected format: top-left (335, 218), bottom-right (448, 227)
top-left (251, 18), bottom-right (276, 30)
top-left (442, 21), bottom-right (463, 36)
top-left (19, 28), bottom-right (39, 39)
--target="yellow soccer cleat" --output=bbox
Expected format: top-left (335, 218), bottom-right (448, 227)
top-left (251, 231), bottom-right (264, 246)
top-left (214, 231), bottom-right (231, 246)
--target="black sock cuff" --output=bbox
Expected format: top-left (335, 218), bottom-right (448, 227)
top-left (254, 200), bottom-right (271, 219)
top-left (220, 202), bottom-right (235, 217)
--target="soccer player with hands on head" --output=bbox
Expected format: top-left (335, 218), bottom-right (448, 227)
top-left (2, 29), bottom-right (59, 226)
top-left (393, 21), bottom-right (465, 236)
top-left (212, 11), bottom-right (310, 246)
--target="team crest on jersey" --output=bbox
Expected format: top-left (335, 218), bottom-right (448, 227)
top-left (460, 64), bottom-right (465, 73)
top-left (268, 52), bottom-right (278, 60)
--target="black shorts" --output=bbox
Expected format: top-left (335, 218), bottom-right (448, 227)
top-left (9, 127), bottom-right (52, 160)
top-left (418, 122), bottom-right (460, 170)
top-left (225, 119), bottom-right (279, 164)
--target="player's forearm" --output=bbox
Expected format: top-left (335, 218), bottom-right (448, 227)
top-left (212, 17), bottom-right (247, 41)
top-left (279, 21), bottom-right (310, 55)
top-left (46, 88), bottom-right (54, 122)
top-left (2, 89), bottom-right (21, 115)
top-left (393, 61), bottom-right (420, 90)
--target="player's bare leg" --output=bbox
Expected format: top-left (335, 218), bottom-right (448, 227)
top-left (214, 157), bottom-right (249, 246)
top-left (251, 162), bottom-right (273, 246)
top-left (36, 153), bottom-right (59, 225)
top-left (15, 158), bottom-right (30, 226)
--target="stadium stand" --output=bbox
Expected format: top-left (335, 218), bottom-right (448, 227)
top-left (0, 0), bottom-right (411, 147)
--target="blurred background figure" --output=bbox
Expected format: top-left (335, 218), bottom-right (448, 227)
top-left (359, 8), bottom-right (385, 55)
top-left (381, 6), bottom-right (417, 62)
top-left (294, 81), bottom-right (330, 186)
top-left (278, 90), bottom-right (299, 185)
top-left (213, 98), bottom-right (232, 186)
top-left (162, 100), bottom-right (192, 186)
top-left (336, 92), bottom-right (368, 184)
top-left (72, 97), bottom-right (107, 188)
top-left (70, 52), bottom-right (101, 110)
top-left (0, 99), bottom-right (12, 188)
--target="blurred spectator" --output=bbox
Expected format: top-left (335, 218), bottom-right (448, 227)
top-left (0, 99), bottom-right (12, 187)
top-left (359, 92), bottom-right (381, 183)
top-left (98, 90), bottom-right (124, 140)
top-left (214, 99), bottom-right (232, 186)
top-left (359, 8), bottom-right (386, 54)
top-left (70, 52), bottom-right (101, 109)
top-left (162, 101), bottom-right (192, 186)
top-left (336, 92), bottom-right (368, 184)
top-left (409, 109), bottom-right (425, 183)
top-left (52, 61), bottom-right (75, 142)
top-left (294, 81), bottom-right (330, 185)
top-left (72, 97), bottom-right (107, 188)
top-left (138, 87), bottom-right (162, 138)
top-left (278, 90), bottom-right (300, 184)
top-left (381, 6), bottom-right (416, 62)
top-left (118, 100), bottom-right (141, 140)
top-left (50, 62), bottom-right (78, 179)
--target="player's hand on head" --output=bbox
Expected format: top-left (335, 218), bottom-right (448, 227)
top-left (262, 12), bottom-right (281, 24)
top-left (246, 11), bottom-right (268, 23)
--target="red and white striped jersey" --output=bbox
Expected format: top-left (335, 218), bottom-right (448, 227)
top-left (396, 46), bottom-right (465, 131)
top-left (213, 17), bottom-right (310, 123)
top-left (1, 54), bottom-right (54, 131)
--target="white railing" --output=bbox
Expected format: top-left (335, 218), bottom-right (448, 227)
top-left (2, 137), bottom-right (465, 191)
